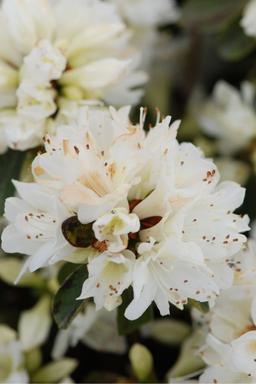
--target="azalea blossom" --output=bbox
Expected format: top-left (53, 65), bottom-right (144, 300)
top-left (125, 180), bottom-right (249, 320)
top-left (32, 105), bottom-right (146, 223)
top-left (0, 0), bottom-right (147, 152)
top-left (199, 80), bottom-right (256, 154)
top-left (1, 106), bottom-right (249, 319)
top-left (78, 250), bottom-right (135, 311)
top-left (125, 237), bottom-right (219, 320)
top-left (197, 236), bottom-right (256, 383)
top-left (1, 181), bottom-right (75, 281)
top-left (92, 207), bottom-right (140, 253)
top-left (199, 284), bottom-right (256, 383)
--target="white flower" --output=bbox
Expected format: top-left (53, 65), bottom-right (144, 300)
top-left (1, 181), bottom-right (75, 281)
top-left (78, 250), bottom-right (135, 311)
top-left (125, 177), bottom-right (248, 319)
top-left (0, 112), bottom-right (46, 151)
top-left (0, 0), bottom-right (147, 151)
top-left (241, 0), bottom-right (256, 37)
top-left (230, 239), bottom-right (256, 286)
top-left (199, 285), bottom-right (256, 383)
top-left (32, 106), bottom-right (148, 224)
top-left (181, 181), bottom-right (249, 263)
top-left (0, 325), bottom-right (28, 384)
top-left (93, 207), bottom-right (140, 252)
top-left (20, 39), bottom-right (66, 84)
top-left (125, 237), bottom-right (219, 320)
top-left (52, 303), bottom-right (126, 359)
top-left (198, 240), bottom-right (256, 384)
top-left (111, 0), bottom-right (180, 74)
top-left (111, 0), bottom-right (180, 28)
top-left (199, 81), bottom-right (256, 154)
top-left (1, 106), bottom-right (249, 320)
top-left (128, 125), bottom-right (220, 209)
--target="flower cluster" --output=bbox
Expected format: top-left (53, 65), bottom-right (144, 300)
top-left (1, 0), bottom-right (256, 382)
top-left (0, 0), bottom-right (148, 153)
top-left (2, 105), bottom-right (249, 320)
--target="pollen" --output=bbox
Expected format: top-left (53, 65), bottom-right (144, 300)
top-left (34, 166), bottom-right (44, 176)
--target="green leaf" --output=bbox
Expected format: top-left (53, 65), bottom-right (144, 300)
top-left (218, 21), bottom-right (256, 61)
top-left (117, 287), bottom-right (153, 335)
top-left (57, 262), bottom-right (83, 285)
top-left (31, 359), bottom-right (77, 383)
top-left (53, 264), bottom-right (88, 329)
top-left (188, 299), bottom-right (209, 313)
top-left (0, 150), bottom-right (26, 215)
top-left (61, 216), bottom-right (94, 247)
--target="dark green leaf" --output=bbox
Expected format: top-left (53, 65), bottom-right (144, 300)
top-left (117, 287), bottom-right (153, 335)
top-left (57, 262), bottom-right (84, 285)
top-left (61, 216), bottom-right (94, 247)
top-left (0, 150), bottom-right (26, 215)
top-left (182, 0), bottom-right (246, 33)
top-left (53, 264), bottom-right (88, 329)
top-left (218, 22), bottom-right (256, 61)
top-left (188, 299), bottom-right (209, 313)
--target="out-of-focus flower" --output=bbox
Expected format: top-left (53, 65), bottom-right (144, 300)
top-left (0, 318), bottom-right (77, 384)
top-left (199, 285), bottom-right (256, 383)
top-left (241, 0), bottom-right (256, 37)
top-left (0, 0), bottom-right (147, 152)
top-left (167, 329), bottom-right (206, 382)
top-left (199, 81), bottom-right (256, 154)
top-left (111, 0), bottom-right (180, 114)
top-left (198, 238), bottom-right (256, 383)
top-left (2, 106), bottom-right (249, 319)
top-left (18, 296), bottom-right (51, 352)
top-left (0, 325), bottom-right (28, 383)
top-left (111, 0), bottom-right (180, 29)
top-left (52, 303), bottom-right (126, 358)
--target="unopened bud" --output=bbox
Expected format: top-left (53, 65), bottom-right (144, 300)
top-left (129, 343), bottom-right (153, 382)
